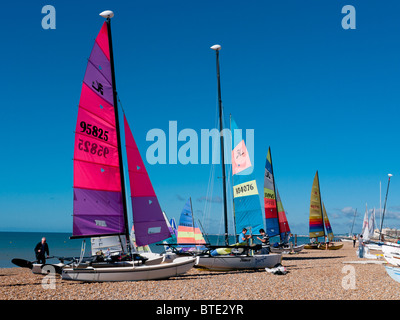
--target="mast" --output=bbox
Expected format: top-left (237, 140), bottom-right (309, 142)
top-left (103, 12), bottom-right (131, 252)
top-left (211, 44), bottom-right (229, 246)
top-left (380, 173), bottom-right (393, 239)
top-left (350, 208), bottom-right (357, 236)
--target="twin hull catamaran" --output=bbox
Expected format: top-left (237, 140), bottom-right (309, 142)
top-left (61, 11), bottom-right (196, 282)
top-left (195, 45), bottom-right (282, 271)
top-left (305, 171), bottom-right (343, 250)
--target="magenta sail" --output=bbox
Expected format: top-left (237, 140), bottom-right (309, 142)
top-left (124, 115), bottom-right (171, 246)
top-left (72, 22), bottom-right (125, 238)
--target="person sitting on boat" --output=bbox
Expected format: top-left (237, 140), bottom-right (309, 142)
top-left (34, 237), bottom-right (49, 264)
top-left (239, 228), bottom-right (251, 244)
top-left (257, 229), bottom-right (270, 254)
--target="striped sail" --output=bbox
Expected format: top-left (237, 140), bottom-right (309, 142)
top-left (177, 199), bottom-right (206, 251)
top-left (264, 147), bottom-right (279, 237)
top-left (276, 189), bottom-right (290, 242)
top-left (231, 116), bottom-right (264, 236)
top-left (322, 202), bottom-right (334, 241)
top-left (124, 115), bottom-right (171, 247)
top-left (72, 22), bottom-right (125, 238)
top-left (309, 171), bottom-right (325, 238)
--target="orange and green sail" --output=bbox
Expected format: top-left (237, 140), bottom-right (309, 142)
top-left (309, 171), bottom-right (325, 238)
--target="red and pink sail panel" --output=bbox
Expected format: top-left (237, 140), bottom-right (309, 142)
top-left (124, 116), bottom-right (170, 247)
top-left (72, 22), bottom-right (125, 238)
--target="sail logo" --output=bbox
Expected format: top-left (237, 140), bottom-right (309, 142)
top-left (92, 81), bottom-right (104, 95)
top-left (145, 121), bottom-right (254, 174)
top-left (95, 220), bottom-right (107, 227)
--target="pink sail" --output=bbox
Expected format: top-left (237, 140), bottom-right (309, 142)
top-left (232, 140), bottom-right (252, 175)
top-left (124, 115), bottom-right (170, 246)
top-left (72, 22), bottom-right (125, 238)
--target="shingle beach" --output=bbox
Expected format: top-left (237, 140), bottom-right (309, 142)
top-left (1, 241), bottom-right (399, 300)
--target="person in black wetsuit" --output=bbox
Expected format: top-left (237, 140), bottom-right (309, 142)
top-left (34, 237), bottom-right (49, 264)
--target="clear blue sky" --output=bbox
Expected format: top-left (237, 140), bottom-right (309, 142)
top-left (1, 1), bottom-right (400, 236)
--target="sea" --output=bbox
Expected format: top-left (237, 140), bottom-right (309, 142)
top-left (0, 231), bottom-right (313, 268)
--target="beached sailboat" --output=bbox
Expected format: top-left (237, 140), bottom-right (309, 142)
top-left (174, 198), bottom-right (207, 253)
top-left (304, 171), bottom-right (343, 250)
top-left (195, 45), bottom-right (282, 270)
top-left (61, 11), bottom-right (196, 282)
top-left (264, 147), bottom-right (304, 253)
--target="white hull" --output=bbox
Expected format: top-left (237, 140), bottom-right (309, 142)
top-left (385, 266), bottom-right (400, 283)
top-left (61, 256), bottom-right (196, 282)
top-left (32, 263), bottom-right (65, 275)
top-left (382, 244), bottom-right (400, 266)
top-left (196, 254), bottom-right (282, 271)
top-left (270, 244), bottom-right (305, 254)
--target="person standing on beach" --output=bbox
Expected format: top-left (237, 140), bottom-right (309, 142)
top-left (257, 229), bottom-right (270, 254)
top-left (352, 235), bottom-right (357, 248)
top-left (358, 235), bottom-right (365, 258)
top-left (34, 237), bottom-right (49, 264)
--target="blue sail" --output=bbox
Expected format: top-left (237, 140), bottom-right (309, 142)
top-left (230, 116), bottom-right (264, 237)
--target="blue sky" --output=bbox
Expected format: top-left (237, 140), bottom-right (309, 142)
top-left (1, 1), bottom-right (400, 236)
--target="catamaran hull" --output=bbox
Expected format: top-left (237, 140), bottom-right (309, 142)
top-left (61, 256), bottom-right (196, 282)
top-left (195, 254), bottom-right (282, 271)
top-left (304, 243), bottom-right (343, 250)
top-left (270, 244), bottom-right (305, 254)
top-left (385, 266), bottom-right (400, 283)
top-left (32, 263), bottom-right (65, 275)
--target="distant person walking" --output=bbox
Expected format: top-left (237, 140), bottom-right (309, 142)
top-left (352, 234), bottom-right (357, 248)
top-left (34, 237), bottom-right (49, 264)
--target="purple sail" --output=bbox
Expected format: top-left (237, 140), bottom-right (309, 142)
top-left (124, 115), bottom-right (171, 246)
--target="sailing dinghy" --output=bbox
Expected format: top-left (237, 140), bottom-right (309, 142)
top-left (304, 171), bottom-right (343, 250)
top-left (195, 45), bottom-right (282, 270)
top-left (61, 11), bottom-right (196, 282)
top-left (264, 147), bottom-right (304, 254)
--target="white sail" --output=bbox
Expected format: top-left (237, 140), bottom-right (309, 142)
top-left (368, 208), bottom-right (375, 239)
top-left (361, 204), bottom-right (369, 240)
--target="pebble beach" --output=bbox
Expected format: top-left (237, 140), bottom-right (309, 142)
top-left (1, 241), bottom-right (399, 301)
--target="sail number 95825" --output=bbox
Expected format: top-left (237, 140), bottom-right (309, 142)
top-left (80, 121), bottom-right (109, 141)
top-left (78, 139), bottom-right (109, 158)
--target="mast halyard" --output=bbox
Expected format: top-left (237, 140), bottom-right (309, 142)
top-left (104, 14), bottom-right (131, 254)
top-left (211, 44), bottom-right (229, 246)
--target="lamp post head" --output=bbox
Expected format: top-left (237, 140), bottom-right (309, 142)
top-left (100, 10), bottom-right (114, 19)
top-left (388, 173), bottom-right (393, 178)
top-left (210, 44), bottom-right (221, 51)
